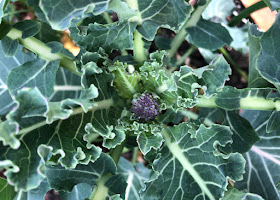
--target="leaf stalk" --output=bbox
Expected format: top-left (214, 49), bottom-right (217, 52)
top-left (168, 0), bottom-right (212, 58)
top-left (228, 1), bottom-right (267, 27)
top-left (89, 174), bottom-right (111, 200)
top-left (4, 20), bottom-right (80, 76)
top-left (197, 96), bottom-right (280, 111)
top-left (133, 30), bottom-right (146, 64)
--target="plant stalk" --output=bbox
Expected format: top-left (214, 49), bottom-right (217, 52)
top-left (90, 139), bottom-right (126, 200)
top-left (126, 0), bottom-right (146, 64)
top-left (109, 140), bottom-right (126, 164)
top-left (3, 20), bottom-right (79, 76)
top-left (103, 12), bottom-right (113, 24)
top-left (131, 147), bottom-right (138, 164)
top-left (168, 0), bottom-right (212, 58)
top-left (179, 109), bottom-right (214, 127)
top-left (89, 174), bottom-right (111, 200)
top-left (219, 47), bottom-right (248, 81)
top-left (133, 30), bottom-right (146, 64)
top-left (229, 1), bottom-right (267, 27)
top-left (197, 96), bottom-right (280, 111)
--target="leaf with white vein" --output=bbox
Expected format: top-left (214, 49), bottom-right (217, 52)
top-left (70, 21), bottom-right (137, 54)
top-left (0, 177), bottom-right (16, 200)
top-left (44, 153), bottom-right (115, 191)
top-left (59, 183), bottom-right (92, 200)
top-left (236, 110), bottom-right (280, 200)
top-left (109, 62), bottom-right (141, 99)
top-left (117, 157), bottom-right (151, 200)
top-left (7, 58), bottom-right (59, 98)
top-left (257, 14), bottom-right (280, 90)
top-left (45, 153), bottom-right (127, 198)
top-left (186, 19), bottom-right (233, 51)
top-left (222, 186), bottom-right (264, 200)
top-left (0, 43), bottom-right (35, 115)
top-left (0, 111), bottom-right (103, 191)
top-left (202, 0), bottom-right (249, 54)
top-left (14, 179), bottom-right (50, 200)
top-left (141, 122), bottom-right (245, 200)
top-left (39, 0), bottom-right (110, 30)
top-left (132, 0), bottom-right (192, 41)
top-left (0, 65), bottom-right (122, 191)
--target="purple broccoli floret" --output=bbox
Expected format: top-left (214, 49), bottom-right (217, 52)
top-left (131, 93), bottom-right (160, 121)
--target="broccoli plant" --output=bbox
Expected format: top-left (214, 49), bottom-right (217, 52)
top-left (0, 0), bottom-right (279, 199)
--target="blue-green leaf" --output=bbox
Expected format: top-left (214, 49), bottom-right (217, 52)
top-left (263, 0), bottom-right (280, 11)
top-left (109, 62), bottom-right (141, 99)
top-left (1, 36), bottom-right (18, 57)
top-left (214, 86), bottom-right (274, 110)
top-left (108, 0), bottom-right (137, 21)
top-left (39, 0), bottom-right (110, 30)
top-left (142, 123), bottom-right (245, 200)
top-left (59, 183), bottom-right (92, 200)
top-left (70, 21), bottom-right (137, 53)
top-left (248, 24), bottom-right (271, 88)
top-left (14, 179), bottom-right (50, 200)
top-left (117, 157), bottom-right (151, 200)
top-left (0, 21), bottom-right (12, 40)
top-left (186, 19), bottom-right (233, 51)
top-left (44, 153), bottom-right (114, 191)
top-left (133, 0), bottom-right (191, 41)
top-left (202, 0), bottom-right (248, 54)
top-left (257, 14), bottom-right (280, 89)
top-left (266, 110), bottom-right (280, 133)
top-left (0, 44), bottom-right (35, 115)
top-left (13, 20), bottom-right (41, 39)
top-left (7, 58), bottom-right (59, 97)
top-left (223, 111), bottom-right (260, 153)
top-left (236, 110), bottom-right (280, 200)
top-left (222, 186), bottom-right (264, 200)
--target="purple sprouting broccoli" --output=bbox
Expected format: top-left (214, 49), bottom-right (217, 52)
top-left (131, 93), bottom-right (161, 121)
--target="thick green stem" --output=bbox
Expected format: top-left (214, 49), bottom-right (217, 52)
top-left (168, 0), bottom-right (212, 58)
top-left (229, 1), bottom-right (267, 27)
top-left (180, 109), bottom-right (214, 126)
top-left (219, 47), bottom-right (248, 81)
top-left (89, 140), bottom-right (126, 200)
top-left (15, 190), bottom-right (23, 200)
top-left (89, 174), bottom-right (111, 200)
top-left (109, 140), bottom-right (126, 164)
top-left (131, 147), bottom-right (138, 164)
top-left (197, 96), bottom-right (280, 111)
top-left (133, 30), bottom-right (146, 64)
top-left (103, 12), bottom-right (113, 24)
top-left (4, 21), bottom-right (79, 76)
top-left (126, 0), bottom-right (146, 64)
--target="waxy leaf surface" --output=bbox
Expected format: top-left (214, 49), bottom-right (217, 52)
top-left (141, 123), bottom-right (245, 200)
top-left (236, 110), bottom-right (280, 200)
